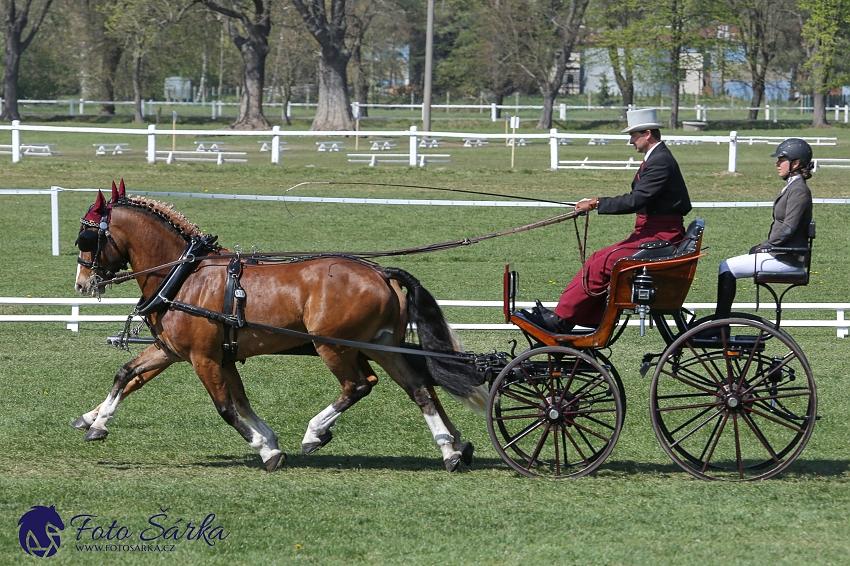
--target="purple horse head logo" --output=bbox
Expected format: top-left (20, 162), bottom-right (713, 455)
top-left (18, 505), bottom-right (65, 557)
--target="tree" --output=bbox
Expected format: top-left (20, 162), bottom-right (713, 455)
top-left (266, 3), bottom-right (315, 125)
top-left (437, 0), bottom-right (528, 118)
top-left (200, 0), bottom-right (272, 129)
top-left (102, 0), bottom-right (194, 123)
top-left (290, 0), bottom-right (355, 130)
top-left (724, 0), bottom-right (799, 120)
top-left (1, 0), bottom-right (54, 121)
top-left (800, 0), bottom-right (850, 127)
top-left (643, 0), bottom-right (712, 129)
top-left (590, 0), bottom-right (643, 115)
top-left (493, 0), bottom-right (590, 129)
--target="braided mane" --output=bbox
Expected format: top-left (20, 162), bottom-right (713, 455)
top-left (113, 195), bottom-right (210, 245)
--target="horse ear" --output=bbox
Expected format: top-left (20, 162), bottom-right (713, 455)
top-left (111, 181), bottom-right (119, 202)
top-left (84, 190), bottom-right (108, 222)
top-left (118, 178), bottom-right (126, 197)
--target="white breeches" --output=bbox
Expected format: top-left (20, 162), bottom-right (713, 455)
top-left (720, 253), bottom-right (805, 279)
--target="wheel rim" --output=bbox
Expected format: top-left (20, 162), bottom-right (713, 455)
top-left (487, 346), bottom-right (624, 478)
top-left (650, 318), bottom-right (816, 481)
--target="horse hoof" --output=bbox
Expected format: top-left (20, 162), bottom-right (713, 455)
top-left (265, 451), bottom-right (287, 472)
top-left (445, 454), bottom-right (462, 472)
top-left (85, 427), bottom-right (108, 441)
top-left (301, 431), bottom-right (333, 456)
top-left (71, 416), bottom-right (92, 431)
top-left (460, 441), bottom-right (474, 466)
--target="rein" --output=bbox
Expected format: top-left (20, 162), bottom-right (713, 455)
top-left (97, 209), bottom-right (585, 288)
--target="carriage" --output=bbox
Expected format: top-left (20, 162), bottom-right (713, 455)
top-left (74, 183), bottom-right (817, 481)
top-left (488, 218), bottom-right (817, 481)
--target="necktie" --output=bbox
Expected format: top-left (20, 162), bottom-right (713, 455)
top-left (637, 160), bottom-right (645, 181)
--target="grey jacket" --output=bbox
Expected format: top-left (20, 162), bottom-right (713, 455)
top-left (759, 176), bottom-right (813, 267)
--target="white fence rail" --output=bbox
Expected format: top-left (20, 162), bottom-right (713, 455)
top-left (0, 121), bottom-right (838, 177)
top-left (4, 186), bottom-right (849, 257)
top-left (1, 298), bottom-right (846, 338)
top-left (5, 97), bottom-right (850, 125)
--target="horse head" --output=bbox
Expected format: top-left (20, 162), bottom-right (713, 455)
top-left (74, 180), bottom-right (211, 297)
top-left (74, 180), bottom-right (128, 296)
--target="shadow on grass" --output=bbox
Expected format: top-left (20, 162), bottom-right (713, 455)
top-left (96, 454), bottom-right (850, 478)
top-left (603, 458), bottom-right (850, 478)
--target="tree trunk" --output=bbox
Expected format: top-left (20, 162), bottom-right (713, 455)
top-left (748, 75), bottom-right (766, 121)
top-left (282, 83), bottom-right (292, 126)
top-left (812, 91), bottom-right (828, 127)
top-left (133, 52), bottom-right (144, 123)
top-left (668, 54), bottom-right (680, 129)
top-left (608, 46), bottom-right (634, 117)
top-left (2, 0), bottom-right (55, 121)
top-left (493, 91), bottom-right (505, 119)
top-left (100, 42), bottom-right (123, 115)
top-left (536, 84), bottom-right (557, 130)
top-left (232, 35), bottom-right (271, 129)
top-left (350, 42), bottom-right (369, 117)
top-left (313, 54), bottom-right (354, 131)
top-left (1, 31), bottom-right (23, 121)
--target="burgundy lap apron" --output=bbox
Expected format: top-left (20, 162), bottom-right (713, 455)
top-left (554, 215), bottom-right (686, 327)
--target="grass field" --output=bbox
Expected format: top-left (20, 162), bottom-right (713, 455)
top-left (1, 118), bottom-right (849, 565)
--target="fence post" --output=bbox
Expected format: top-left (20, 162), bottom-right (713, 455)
top-left (69, 99), bottom-right (74, 117)
top-left (147, 124), bottom-right (157, 164)
top-left (835, 105), bottom-right (840, 122)
top-left (271, 125), bottom-right (280, 165)
top-left (0, 97), bottom-right (3, 114)
top-left (409, 125), bottom-right (418, 166)
top-left (773, 105), bottom-right (778, 123)
top-left (286, 101), bottom-right (291, 118)
top-left (728, 130), bottom-right (738, 173)
top-left (79, 98), bottom-right (85, 115)
top-left (491, 103), bottom-right (497, 122)
top-left (549, 128), bottom-right (559, 170)
top-left (845, 104), bottom-right (849, 123)
top-left (211, 101), bottom-right (216, 120)
top-left (50, 187), bottom-right (60, 256)
top-left (559, 103), bottom-right (566, 121)
top-left (11, 120), bottom-right (21, 163)
top-left (764, 104), bottom-right (770, 121)
top-left (148, 99), bottom-right (153, 116)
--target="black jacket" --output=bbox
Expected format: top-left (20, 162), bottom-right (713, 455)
top-left (597, 142), bottom-right (692, 216)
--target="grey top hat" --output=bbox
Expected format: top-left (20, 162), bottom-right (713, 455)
top-left (622, 108), bottom-right (664, 133)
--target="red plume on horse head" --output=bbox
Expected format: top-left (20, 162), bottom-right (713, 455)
top-left (110, 179), bottom-right (126, 202)
top-left (83, 190), bottom-right (109, 224)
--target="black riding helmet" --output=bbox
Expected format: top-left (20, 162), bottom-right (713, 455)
top-left (771, 138), bottom-right (813, 167)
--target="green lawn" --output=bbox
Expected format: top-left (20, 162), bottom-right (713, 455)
top-left (1, 119), bottom-right (848, 565)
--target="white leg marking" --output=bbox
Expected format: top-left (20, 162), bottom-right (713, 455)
top-left (302, 404), bottom-right (343, 445)
top-left (90, 391), bottom-right (123, 431)
top-left (79, 408), bottom-right (99, 427)
top-left (423, 412), bottom-right (456, 461)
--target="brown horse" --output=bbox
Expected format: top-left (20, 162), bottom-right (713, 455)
top-left (72, 181), bottom-right (487, 471)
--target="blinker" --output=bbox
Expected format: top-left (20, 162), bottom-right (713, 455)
top-left (76, 229), bottom-right (99, 252)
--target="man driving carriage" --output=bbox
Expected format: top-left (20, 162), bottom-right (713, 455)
top-left (526, 108), bottom-right (692, 333)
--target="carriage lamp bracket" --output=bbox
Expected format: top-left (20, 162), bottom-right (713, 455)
top-left (631, 267), bottom-right (657, 337)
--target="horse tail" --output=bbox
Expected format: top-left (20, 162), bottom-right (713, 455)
top-left (383, 266), bottom-right (487, 415)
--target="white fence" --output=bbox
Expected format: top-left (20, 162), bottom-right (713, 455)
top-left (0, 121), bottom-right (838, 175)
top-left (1, 297), bottom-right (846, 338)
top-left (5, 97), bottom-right (850, 125)
top-left (4, 186), bottom-right (849, 257)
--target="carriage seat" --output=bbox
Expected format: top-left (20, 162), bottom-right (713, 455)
top-left (754, 220), bottom-right (815, 286)
top-left (628, 218), bottom-right (705, 260)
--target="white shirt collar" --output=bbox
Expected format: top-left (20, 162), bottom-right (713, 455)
top-left (643, 141), bottom-right (661, 161)
top-left (782, 173), bottom-right (801, 193)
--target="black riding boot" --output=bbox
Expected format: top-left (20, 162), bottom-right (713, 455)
top-left (695, 272), bottom-right (737, 341)
top-left (715, 271), bottom-right (738, 320)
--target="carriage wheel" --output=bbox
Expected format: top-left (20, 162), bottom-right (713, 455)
top-left (650, 317), bottom-right (816, 481)
top-left (487, 346), bottom-right (624, 479)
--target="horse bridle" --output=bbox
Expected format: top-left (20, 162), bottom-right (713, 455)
top-left (76, 207), bottom-right (127, 288)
